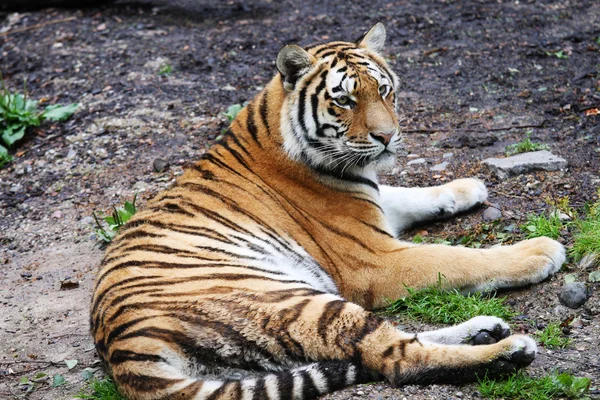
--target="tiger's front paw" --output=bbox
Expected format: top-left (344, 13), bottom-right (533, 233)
top-left (486, 335), bottom-right (537, 376)
top-left (437, 178), bottom-right (488, 217)
top-left (460, 316), bottom-right (511, 345)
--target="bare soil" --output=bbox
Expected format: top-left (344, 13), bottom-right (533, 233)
top-left (1, 1), bottom-right (599, 399)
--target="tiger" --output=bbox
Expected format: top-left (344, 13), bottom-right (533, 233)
top-left (91, 23), bottom-right (566, 400)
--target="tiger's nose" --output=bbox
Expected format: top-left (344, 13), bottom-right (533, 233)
top-left (369, 132), bottom-right (394, 146)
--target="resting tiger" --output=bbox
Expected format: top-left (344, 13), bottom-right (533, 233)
top-left (91, 23), bottom-right (566, 400)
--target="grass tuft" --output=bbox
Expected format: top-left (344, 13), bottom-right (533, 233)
top-left (76, 378), bottom-right (125, 400)
top-left (535, 322), bottom-right (572, 349)
top-left (521, 212), bottom-right (564, 240)
top-left (505, 131), bottom-right (550, 156)
top-left (93, 195), bottom-right (138, 244)
top-left (385, 277), bottom-right (515, 324)
top-left (570, 197), bottom-right (600, 267)
top-left (478, 370), bottom-right (591, 399)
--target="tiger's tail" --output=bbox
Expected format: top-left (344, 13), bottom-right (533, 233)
top-left (114, 360), bottom-right (379, 400)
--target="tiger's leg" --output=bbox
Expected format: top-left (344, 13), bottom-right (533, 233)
top-left (379, 178), bottom-right (487, 234)
top-left (271, 292), bottom-right (537, 386)
top-left (342, 235), bottom-right (564, 309)
top-left (417, 316), bottom-right (511, 345)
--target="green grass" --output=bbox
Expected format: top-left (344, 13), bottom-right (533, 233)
top-left (158, 63), bottom-right (173, 76)
top-left (76, 378), bottom-right (125, 400)
top-left (570, 198), bottom-right (600, 266)
top-left (0, 74), bottom-right (78, 168)
top-left (521, 211), bottom-right (565, 240)
top-left (93, 195), bottom-right (137, 244)
top-left (385, 278), bottom-right (515, 324)
top-left (535, 322), bottom-right (572, 349)
top-left (505, 131), bottom-right (550, 156)
top-left (478, 371), bottom-right (591, 399)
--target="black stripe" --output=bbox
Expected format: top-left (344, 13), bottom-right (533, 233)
top-left (246, 102), bottom-right (261, 147)
top-left (358, 220), bottom-right (394, 238)
top-left (259, 92), bottom-right (270, 135)
top-left (252, 378), bottom-right (266, 400)
top-left (109, 349), bottom-right (166, 365)
top-left (115, 372), bottom-right (182, 392)
top-left (317, 300), bottom-right (345, 341)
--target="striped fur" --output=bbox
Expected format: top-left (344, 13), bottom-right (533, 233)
top-left (91, 23), bottom-right (564, 399)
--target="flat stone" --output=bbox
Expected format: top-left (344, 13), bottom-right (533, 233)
top-left (558, 282), bottom-right (589, 309)
top-left (430, 161), bottom-right (448, 171)
top-left (153, 158), bottom-right (170, 173)
top-left (483, 206), bottom-right (502, 221)
top-left (483, 150), bottom-right (567, 179)
top-left (443, 152), bottom-right (454, 159)
top-left (407, 158), bottom-right (426, 166)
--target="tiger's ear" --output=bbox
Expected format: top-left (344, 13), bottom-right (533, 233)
top-left (276, 45), bottom-right (315, 92)
top-left (356, 22), bottom-right (386, 54)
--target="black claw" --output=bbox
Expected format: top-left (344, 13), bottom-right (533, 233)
top-left (472, 332), bottom-right (496, 345)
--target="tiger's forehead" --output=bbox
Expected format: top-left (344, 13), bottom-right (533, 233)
top-left (307, 43), bottom-right (390, 95)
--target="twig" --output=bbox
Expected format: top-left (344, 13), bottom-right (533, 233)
top-left (404, 121), bottom-right (546, 134)
top-left (0, 17), bottom-right (77, 38)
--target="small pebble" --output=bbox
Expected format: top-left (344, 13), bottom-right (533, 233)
top-left (153, 158), bottom-right (170, 172)
top-left (483, 206), bottom-right (502, 221)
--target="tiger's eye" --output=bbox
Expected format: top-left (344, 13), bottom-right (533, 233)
top-left (336, 96), bottom-right (350, 105)
top-left (379, 85), bottom-right (389, 97)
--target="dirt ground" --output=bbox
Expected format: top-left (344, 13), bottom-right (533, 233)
top-left (1, 0), bottom-right (599, 398)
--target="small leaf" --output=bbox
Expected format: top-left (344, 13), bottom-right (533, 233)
top-left (564, 274), bottom-right (578, 284)
top-left (2, 125), bottom-right (26, 147)
top-left (33, 372), bottom-right (47, 380)
top-left (52, 374), bottom-right (66, 387)
top-left (526, 225), bottom-right (537, 232)
top-left (589, 270), bottom-right (600, 283)
top-left (124, 201), bottom-right (136, 215)
top-left (64, 359), bottom-right (78, 369)
top-left (43, 103), bottom-right (78, 122)
top-left (20, 377), bottom-right (30, 385)
top-left (81, 368), bottom-right (96, 381)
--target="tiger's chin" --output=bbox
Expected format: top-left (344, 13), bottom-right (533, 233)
top-left (369, 149), bottom-right (397, 172)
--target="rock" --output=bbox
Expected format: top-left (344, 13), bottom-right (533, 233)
top-left (443, 152), bottom-right (454, 159)
top-left (52, 211), bottom-right (63, 219)
top-left (430, 161), bottom-right (448, 171)
top-left (483, 206), bottom-right (502, 221)
top-left (558, 282), bottom-right (589, 309)
top-left (407, 158), bottom-right (426, 166)
top-left (153, 158), bottom-right (170, 172)
top-left (94, 148), bottom-right (108, 159)
top-left (483, 150), bottom-right (567, 179)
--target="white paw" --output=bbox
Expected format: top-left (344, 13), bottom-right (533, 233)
top-left (417, 316), bottom-right (510, 345)
top-left (438, 178), bottom-right (488, 216)
top-left (502, 335), bottom-right (537, 363)
top-left (514, 237), bottom-right (565, 285)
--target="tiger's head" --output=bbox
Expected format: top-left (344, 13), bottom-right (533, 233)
top-left (277, 23), bottom-right (402, 176)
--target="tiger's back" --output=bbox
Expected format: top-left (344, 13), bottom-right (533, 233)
top-left (91, 23), bottom-right (561, 400)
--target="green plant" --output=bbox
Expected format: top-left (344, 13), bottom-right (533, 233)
top-left (93, 195), bottom-right (137, 244)
top-left (570, 194), bottom-right (600, 266)
top-left (19, 372), bottom-right (47, 393)
top-left (521, 212), bottom-right (564, 240)
top-left (76, 378), bottom-right (126, 400)
top-left (505, 131), bottom-right (550, 156)
top-left (223, 104), bottom-right (244, 124)
top-left (0, 75), bottom-right (78, 167)
top-left (535, 322), bottom-right (572, 349)
top-left (544, 50), bottom-right (569, 59)
top-left (385, 276), bottom-right (515, 324)
top-left (158, 63), bottom-right (173, 76)
top-left (478, 370), bottom-right (591, 399)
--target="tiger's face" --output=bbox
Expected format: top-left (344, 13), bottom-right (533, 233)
top-left (277, 23), bottom-right (403, 174)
